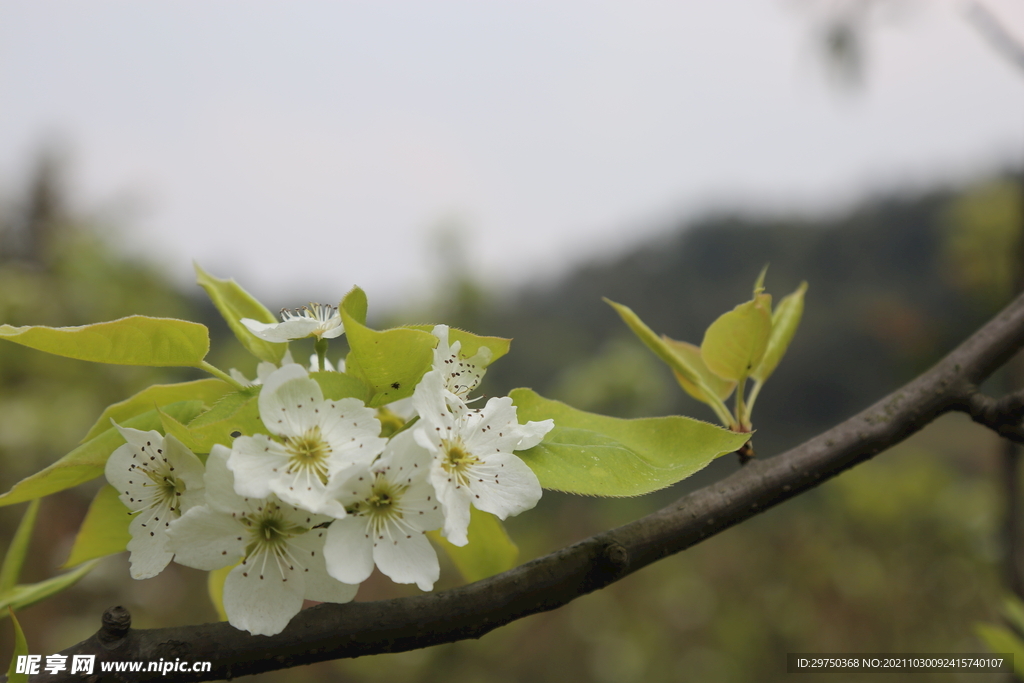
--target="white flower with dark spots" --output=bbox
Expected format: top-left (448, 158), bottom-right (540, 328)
top-left (227, 364), bottom-right (386, 515)
top-left (241, 303), bottom-right (344, 343)
top-left (431, 325), bottom-right (491, 406)
top-left (104, 423), bottom-right (205, 579)
top-left (411, 370), bottom-right (552, 546)
top-left (323, 430), bottom-right (443, 591)
top-left (167, 446), bottom-right (357, 636)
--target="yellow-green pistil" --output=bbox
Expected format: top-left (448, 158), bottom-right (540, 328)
top-left (349, 475), bottom-right (409, 535)
top-left (282, 426), bottom-right (332, 485)
top-left (440, 437), bottom-right (479, 487)
top-left (241, 503), bottom-right (306, 578)
top-left (138, 466), bottom-right (186, 514)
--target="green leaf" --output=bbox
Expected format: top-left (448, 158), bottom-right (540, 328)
top-left (510, 389), bottom-right (750, 496)
top-left (207, 564), bottom-right (235, 622)
top-left (182, 388), bottom-right (264, 453)
top-left (341, 288), bottom-right (436, 407)
top-left (700, 298), bottom-right (772, 382)
top-left (406, 325), bottom-right (511, 366)
top-left (62, 486), bottom-right (131, 568)
top-left (429, 508), bottom-right (518, 582)
top-left (751, 282), bottom-right (807, 384)
top-left (752, 264), bottom-right (769, 296)
top-left (605, 299), bottom-right (704, 391)
top-left (81, 378), bottom-right (233, 443)
top-left (0, 316), bottom-right (210, 367)
top-left (7, 608), bottom-right (28, 683)
top-left (975, 623), bottom-right (1024, 676)
top-left (194, 263), bottom-right (287, 364)
top-left (0, 561), bottom-right (99, 614)
top-left (661, 337), bottom-right (736, 402)
top-left (0, 502), bottom-right (39, 594)
top-left (311, 371), bottom-right (373, 403)
top-left (0, 401), bottom-right (205, 507)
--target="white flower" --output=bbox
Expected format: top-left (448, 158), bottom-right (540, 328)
top-left (167, 446), bottom-right (357, 636)
top-left (229, 350), bottom-right (298, 387)
top-left (104, 423), bottom-right (205, 579)
top-left (431, 325), bottom-right (491, 405)
top-left (227, 364), bottom-right (386, 515)
top-left (323, 430), bottom-right (444, 591)
top-left (411, 370), bottom-right (553, 546)
top-left (241, 303), bottom-right (344, 343)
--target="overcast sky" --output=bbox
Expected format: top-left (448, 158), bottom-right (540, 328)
top-left (2, 1), bottom-right (1023, 310)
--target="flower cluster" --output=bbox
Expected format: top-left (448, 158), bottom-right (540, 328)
top-left (105, 319), bottom-right (552, 636)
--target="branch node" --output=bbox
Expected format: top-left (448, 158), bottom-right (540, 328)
top-left (98, 606), bottom-right (131, 646)
top-left (602, 542), bottom-right (629, 572)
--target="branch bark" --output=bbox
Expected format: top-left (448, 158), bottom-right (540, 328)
top-left (32, 290), bottom-right (1024, 682)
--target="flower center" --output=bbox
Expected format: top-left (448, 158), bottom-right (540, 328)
top-left (244, 503), bottom-right (304, 559)
top-left (143, 468), bottom-right (185, 514)
top-left (283, 426), bottom-right (332, 485)
top-left (440, 438), bottom-right (478, 486)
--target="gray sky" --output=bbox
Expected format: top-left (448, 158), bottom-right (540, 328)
top-left (2, 1), bottom-right (1023, 310)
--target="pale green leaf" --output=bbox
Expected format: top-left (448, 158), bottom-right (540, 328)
top-left (182, 388), bottom-right (264, 453)
top-left (62, 485), bottom-right (131, 568)
top-left (0, 401), bottom-right (204, 507)
top-left (341, 288), bottom-right (435, 407)
top-left (700, 298), bottom-right (772, 382)
top-left (751, 282), bottom-right (807, 383)
top-left (311, 371), bottom-right (373, 403)
top-left (510, 389), bottom-right (750, 496)
top-left (662, 338), bottom-right (736, 402)
top-left (0, 316), bottom-right (209, 367)
top-left (605, 299), bottom-right (704, 391)
top-left (753, 264), bottom-right (769, 296)
top-left (975, 623), bottom-right (1023, 675)
top-left (0, 561), bottom-right (99, 614)
top-left (81, 378), bottom-right (233, 443)
top-left (0, 501), bottom-right (39, 594)
top-left (7, 608), bottom-right (28, 683)
top-left (429, 508), bottom-right (518, 582)
top-left (194, 263), bottom-right (286, 364)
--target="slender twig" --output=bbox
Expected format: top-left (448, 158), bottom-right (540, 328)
top-left (956, 386), bottom-right (1024, 443)
top-left (25, 289), bottom-right (1024, 683)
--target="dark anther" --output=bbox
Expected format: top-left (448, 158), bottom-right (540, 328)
top-left (99, 605), bottom-right (132, 644)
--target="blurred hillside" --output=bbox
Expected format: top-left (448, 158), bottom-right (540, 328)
top-left (0, 160), bottom-right (1019, 682)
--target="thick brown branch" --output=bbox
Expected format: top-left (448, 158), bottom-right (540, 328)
top-left (32, 290), bottom-right (1024, 683)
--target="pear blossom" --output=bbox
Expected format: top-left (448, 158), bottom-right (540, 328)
top-left (241, 303), bottom-right (344, 343)
top-left (323, 430), bottom-right (444, 591)
top-left (228, 349), bottom-right (298, 387)
top-left (431, 325), bottom-right (491, 406)
top-left (412, 370), bottom-right (553, 546)
top-left (167, 446), bottom-right (357, 636)
top-left (104, 424), bottom-right (205, 579)
top-left (227, 364), bottom-right (386, 515)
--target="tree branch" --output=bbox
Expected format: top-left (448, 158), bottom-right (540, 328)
top-left (31, 290), bottom-right (1024, 682)
top-left (956, 386), bottom-right (1024, 443)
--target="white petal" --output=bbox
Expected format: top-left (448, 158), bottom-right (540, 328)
top-left (515, 419), bottom-right (554, 451)
top-left (467, 454), bottom-right (542, 520)
top-left (163, 433), bottom-right (205, 492)
top-left (258, 365), bottom-right (324, 438)
top-left (126, 514), bottom-right (174, 579)
top-left (223, 560), bottom-right (304, 636)
top-left (412, 371), bottom-right (451, 431)
top-left (203, 445), bottom-right (249, 514)
top-left (242, 317), bottom-right (321, 343)
top-left (166, 506), bottom-right (246, 570)
top-left (293, 527), bottom-right (360, 604)
top-left (431, 466), bottom-right (472, 547)
top-left (320, 324), bottom-right (346, 340)
top-left (374, 530), bottom-right (439, 591)
top-left (323, 517), bottom-right (375, 586)
top-left (227, 434), bottom-right (288, 500)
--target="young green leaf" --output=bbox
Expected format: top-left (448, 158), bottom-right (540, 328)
top-left (605, 299), bottom-right (704, 390)
top-left (81, 378), bottom-right (233, 443)
top-left (0, 561), bottom-right (99, 614)
top-left (62, 486), bottom-right (131, 568)
top-left (181, 388), bottom-right (264, 453)
top-left (661, 338), bottom-right (736, 402)
top-left (0, 316), bottom-right (209, 367)
top-left (700, 298), bottom-right (772, 382)
top-left (311, 371), bottom-right (373, 403)
top-left (751, 281), bottom-right (807, 384)
top-left (341, 288), bottom-right (435, 407)
top-left (753, 264), bottom-right (769, 296)
top-left (6, 608), bottom-right (28, 683)
top-left (0, 501), bottom-right (39, 594)
top-left (0, 401), bottom-right (205, 507)
top-left (429, 508), bottom-right (518, 582)
top-left (511, 389), bottom-right (750, 497)
top-left (194, 263), bottom-right (287, 364)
